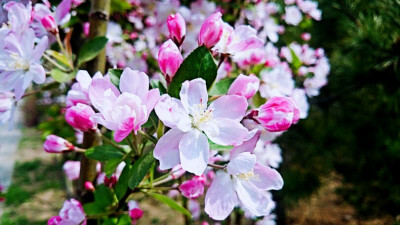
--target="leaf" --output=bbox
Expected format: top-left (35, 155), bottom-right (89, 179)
top-left (46, 50), bottom-right (72, 68)
top-left (78, 36), bottom-right (108, 66)
top-left (115, 164), bottom-right (132, 200)
top-left (83, 202), bottom-right (107, 215)
top-left (128, 150), bottom-right (155, 189)
top-left (85, 145), bottom-right (124, 161)
top-left (117, 215), bottom-right (132, 225)
top-left (111, 0), bottom-right (132, 13)
top-left (209, 140), bottom-right (234, 151)
top-left (95, 185), bottom-right (114, 208)
top-left (252, 91), bottom-right (266, 108)
top-left (168, 46), bottom-right (217, 98)
top-left (150, 79), bottom-right (167, 95)
top-left (50, 69), bottom-right (76, 83)
top-left (142, 111), bottom-right (159, 128)
top-left (105, 158), bottom-right (123, 177)
top-left (109, 69), bottom-right (123, 88)
top-left (208, 77), bottom-right (235, 96)
top-left (289, 47), bottom-right (302, 70)
top-left (148, 193), bottom-right (191, 217)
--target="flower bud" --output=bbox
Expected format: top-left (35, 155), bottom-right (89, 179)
top-left (301, 32), bottom-right (311, 41)
top-left (254, 96), bottom-right (300, 132)
top-left (179, 179), bottom-right (205, 199)
top-left (130, 208), bottom-right (144, 220)
top-left (158, 39), bottom-right (183, 83)
top-left (227, 74), bottom-right (260, 99)
top-left (65, 103), bottom-right (97, 132)
top-left (167, 13), bottom-right (186, 46)
top-left (198, 12), bottom-right (224, 48)
top-left (43, 135), bottom-right (74, 153)
top-left (84, 181), bottom-right (95, 191)
top-left (41, 14), bottom-right (58, 34)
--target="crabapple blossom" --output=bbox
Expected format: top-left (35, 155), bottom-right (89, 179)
top-left (128, 200), bottom-right (143, 221)
top-left (259, 65), bottom-right (294, 98)
top-left (253, 96), bottom-right (300, 132)
top-left (227, 74), bottom-right (260, 100)
top-left (284, 6), bottom-right (302, 26)
top-left (204, 132), bottom-right (283, 220)
top-left (63, 161), bottom-right (80, 181)
top-left (66, 70), bottom-right (103, 107)
top-left (89, 68), bottom-right (160, 142)
top-left (198, 12), bottom-right (224, 48)
top-left (48, 198), bottom-right (86, 225)
top-left (43, 135), bottom-right (74, 153)
top-left (40, 14), bottom-right (58, 34)
top-left (84, 181), bottom-right (95, 192)
top-left (254, 142), bottom-right (283, 168)
top-left (3, 1), bottom-right (32, 34)
top-left (291, 88), bottom-right (309, 119)
top-left (301, 32), bottom-right (311, 41)
top-left (189, 199), bottom-right (201, 219)
top-left (179, 176), bottom-right (205, 199)
top-left (167, 13), bottom-right (186, 46)
top-left (0, 92), bottom-right (14, 124)
top-left (65, 103), bottom-right (97, 132)
top-left (154, 78), bottom-right (249, 175)
top-left (158, 39), bottom-right (183, 82)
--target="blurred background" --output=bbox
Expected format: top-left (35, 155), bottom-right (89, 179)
top-left (1, 0), bottom-right (400, 224)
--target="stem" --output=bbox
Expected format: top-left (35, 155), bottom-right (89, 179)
top-left (43, 54), bottom-right (69, 72)
top-left (56, 33), bottom-right (66, 55)
top-left (138, 130), bottom-right (157, 144)
top-left (207, 163), bottom-right (226, 170)
top-left (126, 135), bottom-right (138, 156)
top-left (101, 134), bottom-right (126, 153)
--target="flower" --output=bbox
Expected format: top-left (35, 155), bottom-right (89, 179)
top-left (0, 28), bottom-right (48, 100)
top-left (48, 198), bottom-right (86, 225)
top-left (179, 176), bottom-right (205, 199)
top-left (253, 96), bottom-right (300, 132)
top-left (128, 200), bottom-right (143, 221)
top-left (66, 70), bottom-right (103, 107)
top-left (158, 39), bottom-right (183, 83)
top-left (154, 78), bottom-right (249, 175)
top-left (198, 12), bottom-right (224, 48)
top-left (65, 103), bottom-right (97, 132)
top-left (0, 92), bottom-right (14, 124)
top-left (89, 68), bottom-right (160, 142)
top-left (284, 6), bottom-right (302, 26)
top-left (259, 65), bottom-right (294, 99)
top-left (63, 161), bottom-right (80, 181)
top-left (227, 74), bottom-right (260, 100)
top-left (204, 132), bottom-right (283, 220)
top-left (167, 13), bottom-right (186, 46)
top-left (40, 14), bottom-right (58, 34)
top-left (43, 135), bottom-right (74, 153)
top-left (3, 1), bottom-right (32, 34)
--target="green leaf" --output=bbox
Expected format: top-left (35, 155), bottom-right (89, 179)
top-left (208, 77), bottom-right (235, 96)
top-left (148, 193), bottom-right (191, 217)
top-left (85, 145), bottom-right (124, 161)
top-left (115, 164), bottom-right (132, 200)
top-left (95, 185), bottom-right (114, 208)
top-left (209, 140), bottom-right (234, 151)
top-left (46, 50), bottom-right (72, 68)
top-left (289, 47), bottom-right (302, 70)
top-left (105, 158), bottom-right (123, 177)
top-left (109, 69), bottom-right (123, 88)
top-left (168, 46), bottom-right (217, 98)
top-left (252, 91), bottom-right (266, 108)
top-left (142, 111), bottom-right (159, 128)
top-left (83, 202), bottom-right (107, 215)
top-left (50, 69), bottom-right (76, 83)
top-left (117, 215), bottom-right (132, 225)
top-left (128, 150), bottom-right (155, 189)
top-left (111, 0), bottom-right (132, 13)
top-left (78, 36), bottom-right (108, 66)
top-left (150, 79), bottom-right (167, 95)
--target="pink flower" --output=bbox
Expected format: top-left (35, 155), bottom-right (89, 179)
top-left (66, 70), bottom-right (103, 107)
top-left (259, 65), bottom-right (294, 98)
top-left (89, 68), bottom-right (160, 142)
top-left (204, 132), bottom-right (283, 220)
top-left (154, 78), bottom-right (250, 175)
top-left (254, 96), bottom-right (300, 132)
top-left (63, 161), bottom-right (80, 181)
top-left (158, 40), bottom-right (183, 83)
top-left (4, 1), bottom-right (32, 34)
top-left (83, 22), bottom-right (90, 37)
top-left (227, 74), bottom-right (260, 100)
top-left (198, 12), bottom-right (224, 48)
top-left (41, 14), bottom-right (58, 34)
top-left (179, 177), bottom-right (205, 199)
top-left (301, 32), bottom-right (311, 41)
top-left (0, 92), bottom-right (14, 124)
top-left (48, 198), bottom-right (86, 225)
top-left (43, 135), bottom-right (74, 153)
top-left (128, 200), bottom-right (143, 220)
top-left (84, 181), bottom-right (95, 191)
top-left (284, 6), bottom-right (302, 26)
top-left (65, 103), bottom-right (97, 132)
top-left (167, 13), bottom-right (186, 46)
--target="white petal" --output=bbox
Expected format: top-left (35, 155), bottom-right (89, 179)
top-left (154, 128), bottom-right (185, 170)
top-left (179, 78), bottom-right (208, 115)
top-left (227, 152), bottom-right (256, 175)
top-left (179, 129), bottom-right (209, 175)
top-left (202, 119), bottom-right (249, 146)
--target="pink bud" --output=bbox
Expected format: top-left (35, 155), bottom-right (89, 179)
top-left (63, 161), bottom-right (81, 181)
top-left (83, 22), bottom-right (90, 37)
top-left (48, 216), bottom-right (62, 225)
top-left (84, 181), bottom-right (95, 191)
top-left (198, 12), bottom-right (224, 48)
top-left (167, 13), bottom-right (186, 46)
top-left (158, 39), bottom-right (183, 83)
top-left (129, 208), bottom-right (144, 220)
top-left (41, 14), bottom-right (58, 34)
top-left (227, 74), bottom-right (260, 99)
top-left (301, 32), bottom-right (311, 41)
top-left (179, 179), bottom-right (204, 199)
top-left (65, 103), bottom-right (97, 132)
top-left (254, 96), bottom-right (300, 132)
top-left (43, 135), bottom-right (74, 153)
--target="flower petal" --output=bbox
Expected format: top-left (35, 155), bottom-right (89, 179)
top-left (179, 78), bottom-right (208, 115)
top-left (230, 130), bottom-right (261, 159)
top-left (251, 163), bottom-right (284, 190)
top-left (208, 95), bottom-right (248, 121)
top-left (114, 117), bottom-right (135, 142)
top-left (179, 129), bottom-right (209, 175)
top-left (202, 118), bottom-right (249, 146)
top-left (154, 128), bottom-right (185, 170)
top-left (89, 77), bottom-right (120, 112)
top-left (155, 94), bottom-right (191, 132)
top-left (76, 70), bottom-right (92, 90)
top-left (227, 152), bottom-right (256, 175)
top-left (145, 88), bottom-right (160, 116)
top-left (28, 63), bottom-right (46, 84)
top-left (119, 68), bottom-right (149, 102)
top-left (204, 171), bottom-right (237, 220)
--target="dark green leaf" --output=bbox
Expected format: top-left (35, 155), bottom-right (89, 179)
top-left (142, 111), bottom-right (159, 128)
top-left (150, 79), bottom-right (167, 95)
top-left (208, 77), bottom-right (235, 96)
top-left (109, 69), bottom-right (123, 88)
top-left (252, 91), bottom-right (266, 108)
top-left (78, 36), bottom-right (108, 66)
top-left (111, 0), bottom-right (132, 13)
top-left (128, 150), bottom-right (155, 189)
top-left (117, 214), bottom-right (132, 225)
top-left (168, 46), bottom-right (217, 98)
top-left (102, 218), bottom-right (118, 225)
top-left (50, 69), bottom-right (76, 83)
top-left (115, 164), bottom-right (132, 200)
top-left (85, 145), bottom-right (124, 162)
top-left (95, 185), bottom-right (114, 208)
top-left (148, 193), bottom-right (191, 217)
top-left (105, 158), bottom-right (123, 177)
top-left (83, 202), bottom-right (107, 215)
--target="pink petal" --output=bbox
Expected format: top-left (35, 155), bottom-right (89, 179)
top-left (155, 94), bottom-right (192, 132)
top-left (29, 63), bottom-right (46, 84)
top-left (230, 130), bottom-right (261, 158)
top-left (208, 95), bottom-right (248, 121)
top-left (179, 129), bottom-right (209, 175)
top-left (75, 70), bottom-right (92, 90)
top-left (89, 77), bottom-right (120, 112)
top-left (55, 0), bottom-right (71, 24)
top-left (202, 119), bottom-right (249, 146)
top-left (114, 116), bottom-right (135, 142)
top-left (251, 163), bottom-right (284, 190)
top-left (145, 88), bottom-right (160, 116)
top-left (179, 79), bottom-right (208, 115)
top-left (204, 171), bottom-right (237, 220)
top-left (119, 68), bottom-right (149, 102)
top-left (32, 35), bottom-right (48, 61)
top-left (154, 128), bottom-right (185, 170)
top-left (227, 152), bottom-right (256, 175)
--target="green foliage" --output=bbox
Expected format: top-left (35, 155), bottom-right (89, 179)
top-left (148, 193), bottom-right (191, 218)
top-left (50, 69), bottom-right (76, 83)
top-left (86, 145), bottom-right (125, 161)
top-left (78, 36), bottom-right (108, 66)
top-left (168, 46), bottom-right (218, 98)
top-left (115, 164), bottom-right (132, 200)
top-left (84, 185), bottom-right (115, 216)
top-left (129, 150), bottom-right (155, 189)
top-left (208, 77), bottom-right (235, 96)
top-left (111, 0), bottom-right (132, 13)
top-left (109, 68), bottom-right (123, 88)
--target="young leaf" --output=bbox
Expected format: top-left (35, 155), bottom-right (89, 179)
top-left (109, 69), bottom-right (123, 88)
top-left (289, 47), bottom-right (302, 70)
top-left (208, 77), bottom-right (235, 96)
top-left (85, 145), bottom-right (124, 161)
top-left (168, 46), bottom-right (217, 98)
top-left (128, 150), bottom-right (155, 189)
top-left (148, 193), bottom-right (191, 217)
top-left (50, 69), bottom-right (76, 83)
top-left (115, 164), bottom-right (132, 200)
top-left (46, 50), bottom-right (73, 69)
top-left (78, 36), bottom-right (108, 66)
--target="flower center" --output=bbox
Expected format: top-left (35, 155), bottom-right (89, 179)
top-left (9, 53), bottom-right (30, 70)
top-left (191, 103), bottom-right (213, 129)
top-left (236, 170), bottom-right (259, 181)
